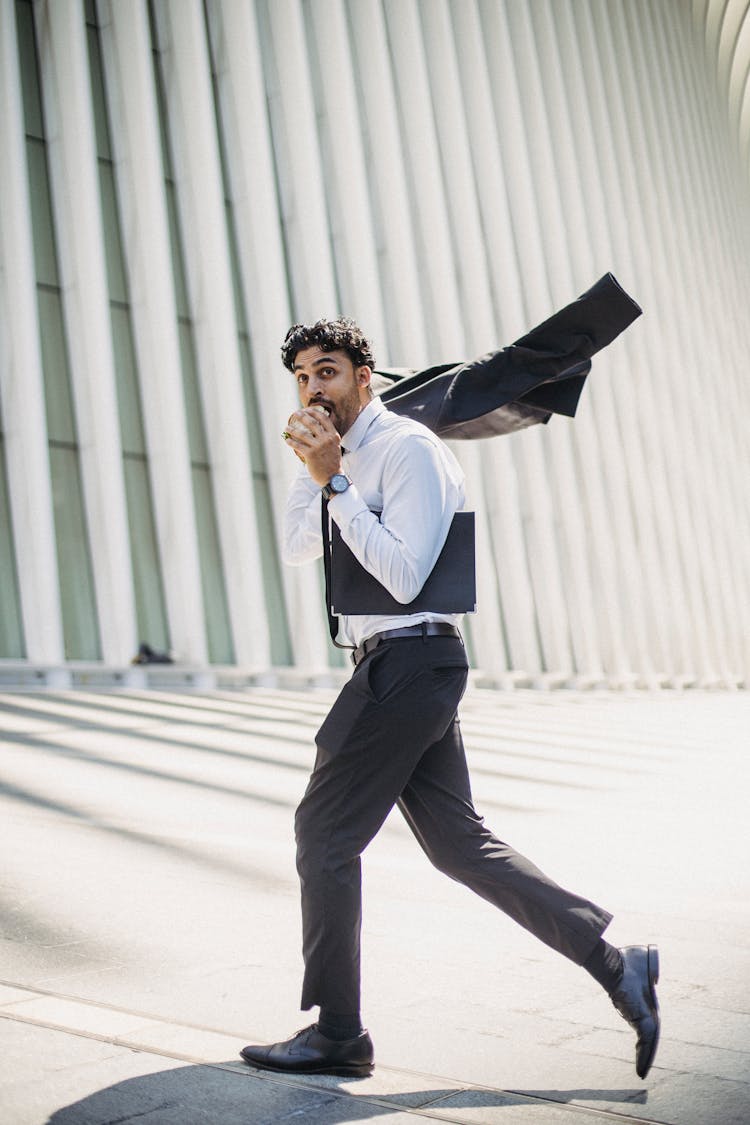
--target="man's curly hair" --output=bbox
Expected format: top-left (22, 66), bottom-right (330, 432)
top-left (281, 317), bottom-right (376, 372)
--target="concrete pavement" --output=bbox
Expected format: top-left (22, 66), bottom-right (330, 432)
top-left (1, 683), bottom-right (748, 1124)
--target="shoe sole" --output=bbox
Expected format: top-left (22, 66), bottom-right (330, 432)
top-left (240, 1054), bottom-right (373, 1078)
top-left (638, 944), bottom-right (661, 1080)
top-left (648, 944), bottom-right (660, 988)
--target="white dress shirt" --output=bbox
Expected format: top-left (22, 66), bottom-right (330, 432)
top-left (283, 397), bottom-right (466, 647)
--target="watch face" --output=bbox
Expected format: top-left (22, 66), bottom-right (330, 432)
top-left (331, 474), bottom-right (349, 492)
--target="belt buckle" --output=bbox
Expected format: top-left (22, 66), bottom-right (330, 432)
top-left (353, 632), bottom-right (383, 667)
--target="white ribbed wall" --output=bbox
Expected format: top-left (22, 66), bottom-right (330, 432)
top-left (0, 0), bottom-right (748, 688)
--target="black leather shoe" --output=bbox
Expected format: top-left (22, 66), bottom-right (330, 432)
top-left (240, 1023), bottom-right (374, 1077)
top-left (611, 945), bottom-right (660, 1079)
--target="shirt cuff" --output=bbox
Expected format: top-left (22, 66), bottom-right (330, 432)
top-left (328, 482), bottom-right (369, 528)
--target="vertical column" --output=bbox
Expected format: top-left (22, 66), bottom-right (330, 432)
top-left (677, 7), bottom-right (750, 685)
top-left (447, 0), bottom-right (542, 677)
top-left (570, 0), bottom-right (694, 682)
top-left (647, 0), bottom-right (750, 683)
top-left (153, 0), bottom-right (269, 667)
top-left (0, 0), bottom-right (64, 670)
top-left (347, 0), bottom-right (428, 363)
top-left (256, 0), bottom-right (370, 667)
top-left (377, 0), bottom-right (507, 678)
top-left (716, 0), bottom-right (746, 105)
top-left (737, 31), bottom-right (750, 167)
top-left (515, 0), bottom-right (634, 681)
top-left (304, 0), bottom-right (387, 346)
top-left (382, 0), bottom-right (465, 349)
top-left (259, 0), bottom-right (339, 319)
top-left (33, 0), bottom-right (137, 666)
top-left (603, 0), bottom-right (720, 684)
top-left (417, 0), bottom-right (527, 679)
top-left (546, 0), bottom-right (669, 682)
top-left (205, 0), bottom-right (329, 670)
top-left (692, 0), bottom-right (711, 41)
top-left (499, 0), bottom-right (628, 684)
top-left (525, 0), bottom-right (658, 683)
top-left (477, 0), bottom-right (575, 680)
top-left (97, 0), bottom-right (208, 665)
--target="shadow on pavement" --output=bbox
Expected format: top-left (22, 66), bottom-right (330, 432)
top-left (45, 1061), bottom-right (649, 1124)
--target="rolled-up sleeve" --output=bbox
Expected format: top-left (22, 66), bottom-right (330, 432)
top-left (283, 470), bottom-right (325, 565)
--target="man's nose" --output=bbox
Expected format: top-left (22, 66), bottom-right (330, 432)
top-left (305, 376), bottom-right (324, 402)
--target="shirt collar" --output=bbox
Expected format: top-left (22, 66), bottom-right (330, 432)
top-left (340, 397), bottom-right (386, 453)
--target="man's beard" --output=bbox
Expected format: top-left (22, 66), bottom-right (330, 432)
top-left (315, 390), bottom-right (363, 438)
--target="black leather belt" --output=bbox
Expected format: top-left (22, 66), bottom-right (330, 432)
top-left (352, 623), bottom-right (461, 666)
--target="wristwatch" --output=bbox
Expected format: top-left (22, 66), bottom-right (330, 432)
top-left (321, 473), bottom-right (351, 501)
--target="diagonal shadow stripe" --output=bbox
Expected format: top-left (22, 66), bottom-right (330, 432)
top-left (0, 777), bottom-right (296, 893)
top-left (0, 730), bottom-right (299, 809)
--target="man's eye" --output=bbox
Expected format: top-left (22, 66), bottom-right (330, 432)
top-left (297, 375), bottom-right (307, 384)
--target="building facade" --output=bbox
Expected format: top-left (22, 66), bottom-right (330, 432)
top-left (1, 0), bottom-right (748, 688)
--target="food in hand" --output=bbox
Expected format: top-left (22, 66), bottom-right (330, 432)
top-left (283, 404), bottom-right (329, 440)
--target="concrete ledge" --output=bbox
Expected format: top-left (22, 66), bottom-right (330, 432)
top-left (0, 661), bottom-right (72, 689)
top-left (0, 661), bottom-right (351, 693)
top-left (70, 663), bottom-right (149, 689)
top-left (0, 660), bottom-right (744, 692)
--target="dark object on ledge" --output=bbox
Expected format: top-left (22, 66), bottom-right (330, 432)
top-left (377, 273), bottom-right (641, 439)
top-left (132, 643), bottom-right (174, 665)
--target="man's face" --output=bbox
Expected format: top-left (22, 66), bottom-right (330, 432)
top-left (292, 346), bottom-right (371, 437)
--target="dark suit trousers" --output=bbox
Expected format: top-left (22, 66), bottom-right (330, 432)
top-left (294, 634), bottom-right (612, 1013)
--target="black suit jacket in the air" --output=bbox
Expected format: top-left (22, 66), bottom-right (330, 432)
top-left (376, 273), bottom-right (641, 439)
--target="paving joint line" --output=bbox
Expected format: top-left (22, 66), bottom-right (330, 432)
top-left (0, 977), bottom-right (251, 1038)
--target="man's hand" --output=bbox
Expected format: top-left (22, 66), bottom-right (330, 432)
top-left (283, 408), bottom-right (343, 486)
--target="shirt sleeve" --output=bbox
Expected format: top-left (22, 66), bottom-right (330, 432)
top-left (282, 467), bottom-right (325, 565)
top-left (329, 435), bottom-right (459, 603)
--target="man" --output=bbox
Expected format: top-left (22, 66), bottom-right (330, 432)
top-left (240, 317), bottom-right (660, 1081)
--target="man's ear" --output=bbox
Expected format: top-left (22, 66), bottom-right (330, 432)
top-left (357, 365), bottom-right (372, 389)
